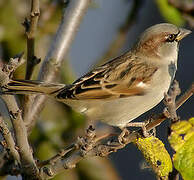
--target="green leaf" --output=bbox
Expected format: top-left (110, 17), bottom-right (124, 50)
top-left (156, 0), bottom-right (185, 26)
top-left (168, 118), bottom-right (194, 180)
top-left (135, 136), bottom-right (172, 179)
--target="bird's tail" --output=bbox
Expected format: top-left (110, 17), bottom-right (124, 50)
top-left (1, 79), bottom-right (65, 95)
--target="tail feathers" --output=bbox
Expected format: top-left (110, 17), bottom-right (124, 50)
top-left (1, 80), bottom-right (65, 95)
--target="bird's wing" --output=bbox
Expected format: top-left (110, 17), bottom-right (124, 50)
top-left (55, 52), bottom-right (158, 100)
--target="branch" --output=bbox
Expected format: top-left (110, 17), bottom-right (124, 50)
top-left (163, 80), bottom-right (181, 122)
top-left (39, 126), bottom-right (128, 179)
top-left (38, 81), bottom-right (193, 179)
top-left (0, 57), bottom-right (39, 179)
top-left (146, 81), bottom-right (194, 131)
top-left (24, 0), bottom-right (40, 80)
top-left (0, 116), bottom-right (20, 163)
top-left (24, 0), bottom-right (91, 133)
top-left (22, 0), bottom-right (41, 128)
top-left (0, 151), bottom-right (20, 177)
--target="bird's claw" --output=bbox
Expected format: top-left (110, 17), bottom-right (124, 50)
top-left (118, 128), bottom-right (130, 145)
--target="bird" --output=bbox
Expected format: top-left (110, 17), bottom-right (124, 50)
top-left (1, 23), bottom-right (191, 131)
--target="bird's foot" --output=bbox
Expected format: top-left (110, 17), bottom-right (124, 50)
top-left (163, 107), bottom-right (171, 118)
top-left (125, 121), bottom-right (154, 138)
top-left (118, 128), bottom-right (130, 145)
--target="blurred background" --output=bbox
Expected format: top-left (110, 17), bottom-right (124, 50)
top-left (0, 0), bottom-right (193, 180)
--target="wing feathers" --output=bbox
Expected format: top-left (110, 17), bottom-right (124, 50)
top-left (56, 53), bottom-right (158, 100)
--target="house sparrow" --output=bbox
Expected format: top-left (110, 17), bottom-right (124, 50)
top-left (2, 23), bottom-right (191, 129)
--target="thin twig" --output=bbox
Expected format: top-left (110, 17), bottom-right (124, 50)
top-left (24, 0), bottom-right (40, 80)
top-left (163, 80), bottom-right (181, 122)
top-left (0, 116), bottom-right (20, 163)
top-left (24, 0), bottom-right (91, 133)
top-left (146, 81), bottom-right (193, 131)
top-left (38, 144), bottom-right (76, 168)
top-left (2, 53), bottom-right (25, 79)
top-left (23, 0), bottom-right (41, 129)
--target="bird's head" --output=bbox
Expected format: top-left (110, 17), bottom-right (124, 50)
top-left (134, 23), bottom-right (191, 63)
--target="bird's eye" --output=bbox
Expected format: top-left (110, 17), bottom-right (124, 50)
top-left (166, 34), bottom-right (177, 42)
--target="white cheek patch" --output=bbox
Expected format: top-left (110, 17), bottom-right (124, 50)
top-left (136, 81), bottom-right (147, 88)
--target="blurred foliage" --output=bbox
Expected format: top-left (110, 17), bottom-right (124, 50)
top-left (0, 0), bottom-right (193, 179)
top-left (0, 0), bottom-right (26, 59)
top-left (94, 0), bottom-right (142, 67)
top-left (155, 0), bottom-right (185, 26)
top-left (77, 157), bottom-right (120, 180)
top-left (168, 117), bottom-right (194, 180)
top-left (0, 176), bottom-right (6, 180)
top-left (135, 136), bottom-right (172, 179)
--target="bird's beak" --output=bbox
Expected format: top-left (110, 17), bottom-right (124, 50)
top-left (176, 28), bottom-right (192, 41)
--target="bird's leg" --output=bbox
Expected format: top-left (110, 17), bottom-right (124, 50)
top-left (118, 120), bottom-right (155, 144)
top-left (126, 122), bottom-right (149, 137)
top-left (125, 121), bottom-right (156, 137)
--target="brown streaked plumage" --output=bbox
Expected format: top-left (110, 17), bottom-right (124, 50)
top-left (1, 23), bottom-right (191, 128)
top-left (55, 53), bottom-right (158, 100)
